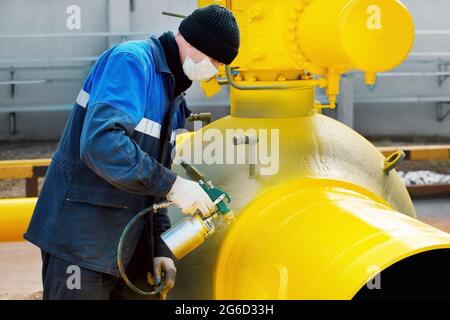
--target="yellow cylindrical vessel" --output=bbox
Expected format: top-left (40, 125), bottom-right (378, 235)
top-left (297, 0), bottom-right (414, 73)
top-left (213, 179), bottom-right (450, 299)
top-left (0, 198), bottom-right (36, 242)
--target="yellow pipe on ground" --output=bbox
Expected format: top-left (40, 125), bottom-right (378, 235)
top-left (0, 198), bottom-right (36, 242)
top-left (0, 159), bottom-right (51, 167)
top-left (213, 179), bottom-right (450, 299)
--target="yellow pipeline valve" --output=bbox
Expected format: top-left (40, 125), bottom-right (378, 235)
top-left (297, 0), bottom-right (415, 74)
top-left (200, 0), bottom-right (414, 111)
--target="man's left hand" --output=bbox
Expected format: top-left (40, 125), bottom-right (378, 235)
top-left (153, 256), bottom-right (177, 300)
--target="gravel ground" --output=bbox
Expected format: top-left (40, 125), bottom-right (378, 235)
top-left (0, 141), bottom-right (58, 161)
top-left (399, 170), bottom-right (450, 185)
top-left (398, 160), bottom-right (450, 175)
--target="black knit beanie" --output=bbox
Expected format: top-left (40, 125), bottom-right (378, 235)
top-left (179, 4), bottom-right (240, 65)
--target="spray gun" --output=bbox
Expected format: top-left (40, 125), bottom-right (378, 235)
top-left (117, 161), bottom-right (234, 296)
top-left (160, 161), bottom-right (234, 261)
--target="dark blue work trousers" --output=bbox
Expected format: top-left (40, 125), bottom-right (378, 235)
top-left (40, 232), bottom-right (159, 300)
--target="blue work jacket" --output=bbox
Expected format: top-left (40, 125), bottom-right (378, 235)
top-left (24, 36), bottom-right (190, 277)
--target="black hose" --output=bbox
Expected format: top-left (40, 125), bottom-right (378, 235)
top-left (117, 206), bottom-right (163, 296)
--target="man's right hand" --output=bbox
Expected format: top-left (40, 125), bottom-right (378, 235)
top-left (166, 176), bottom-right (216, 216)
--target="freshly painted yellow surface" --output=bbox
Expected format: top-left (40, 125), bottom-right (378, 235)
top-left (168, 110), bottom-right (434, 299)
top-left (213, 178), bottom-right (450, 299)
top-left (165, 0), bottom-right (449, 300)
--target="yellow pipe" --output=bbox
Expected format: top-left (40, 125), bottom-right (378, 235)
top-left (0, 159), bottom-right (51, 179)
top-left (0, 159), bottom-right (51, 167)
top-left (0, 198), bottom-right (36, 242)
top-left (214, 179), bottom-right (450, 299)
top-left (0, 166), bottom-right (35, 180)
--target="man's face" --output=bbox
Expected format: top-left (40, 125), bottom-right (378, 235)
top-left (186, 44), bottom-right (222, 69)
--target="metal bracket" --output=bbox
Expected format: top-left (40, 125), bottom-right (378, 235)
top-left (438, 61), bottom-right (450, 86)
top-left (383, 150), bottom-right (406, 176)
top-left (233, 135), bottom-right (259, 178)
top-left (162, 11), bottom-right (187, 19)
top-left (436, 102), bottom-right (450, 122)
top-left (9, 112), bottom-right (16, 136)
top-left (10, 67), bottom-right (15, 98)
top-left (187, 112), bottom-right (212, 126)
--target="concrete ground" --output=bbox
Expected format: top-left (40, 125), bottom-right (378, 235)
top-left (0, 241), bottom-right (42, 300)
top-left (414, 198), bottom-right (450, 233)
top-left (0, 198), bottom-right (449, 300)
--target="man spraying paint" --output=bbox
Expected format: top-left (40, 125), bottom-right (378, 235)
top-left (24, 4), bottom-right (240, 300)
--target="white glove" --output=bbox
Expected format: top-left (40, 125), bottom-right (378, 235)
top-left (166, 176), bottom-right (216, 215)
top-left (153, 257), bottom-right (176, 300)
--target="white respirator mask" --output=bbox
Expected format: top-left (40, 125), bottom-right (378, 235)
top-left (182, 48), bottom-right (218, 81)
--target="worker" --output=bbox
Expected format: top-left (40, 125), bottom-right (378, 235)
top-left (23, 4), bottom-right (240, 300)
